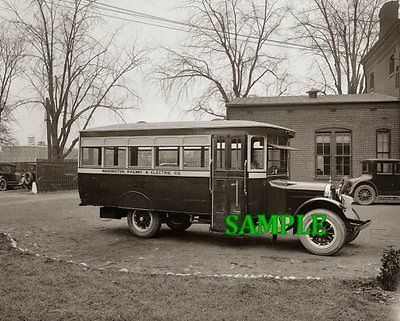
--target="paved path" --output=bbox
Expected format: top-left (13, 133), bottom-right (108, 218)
top-left (0, 190), bottom-right (399, 279)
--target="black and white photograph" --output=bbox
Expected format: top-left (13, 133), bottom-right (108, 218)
top-left (0, 0), bottom-right (399, 320)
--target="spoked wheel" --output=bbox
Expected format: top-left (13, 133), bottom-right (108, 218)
top-left (0, 178), bottom-right (7, 191)
top-left (299, 209), bottom-right (346, 256)
top-left (127, 210), bottom-right (161, 238)
top-left (354, 185), bottom-right (376, 205)
top-left (165, 214), bottom-right (192, 232)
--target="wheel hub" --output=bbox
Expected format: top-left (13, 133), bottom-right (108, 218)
top-left (310, 220), bottom-right (335, 246)
top-left (133, 211), bottom-right (151, 230)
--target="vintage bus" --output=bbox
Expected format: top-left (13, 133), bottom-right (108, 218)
top-left (78, 120), bottom-right (370, 255)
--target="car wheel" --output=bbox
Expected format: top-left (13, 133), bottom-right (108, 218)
top-left (166, 214), bottom-right (192, 231)
top-left (354, 184), bottom-right (376, 205)
top-left (0, 178), bottom-right (7, 191)
top-left (299, 209), bottom-right (347, 256)
top-left (127, 210), bottom-right (161, 238)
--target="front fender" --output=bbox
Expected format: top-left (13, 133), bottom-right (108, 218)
top-left (349, 180), bottom-right (377, 196)
top-left (294, 196), bottom-right (358, 221)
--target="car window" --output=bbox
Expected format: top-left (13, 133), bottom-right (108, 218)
top-left (395, 162), bottom-right (400, 175)
top-left (377, 162), bottom-right (393, 174)
top-left (0, 165), bottom-right (14, 174)
top-left (362, 162), bottom-right (369, 174)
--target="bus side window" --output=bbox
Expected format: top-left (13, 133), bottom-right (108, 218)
top-left (155, 146), bottom-right (180, 168)
top-left (183, 146), bottom-right (209, 168)
top-left (104, 147), bottom-right (126, 167)
top-left (250, 137), bottom-right (264, 170)
top-left (81, 147), bottom-right (102, 166)
top-left (129, 147), bottom-right (152, 167)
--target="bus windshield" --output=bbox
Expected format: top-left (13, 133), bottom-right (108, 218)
top-left (267, 145), bottom-right (288, 175)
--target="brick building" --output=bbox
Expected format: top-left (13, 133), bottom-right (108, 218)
top-left (362, 1), bottom-right (400, 97)
top-left (226, 1), bottom-right (400, 182)
top-left (227, 94), bottom-right (400, 181)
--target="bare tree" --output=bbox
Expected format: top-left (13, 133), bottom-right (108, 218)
top-left (293, 0), bottom-right (384, 94)
top-left (156, 0), bottom-right (288, 118)
top-left (0, 25), bottom-right (25, 144)
top-left (8, 0), bottom-right (147, 160)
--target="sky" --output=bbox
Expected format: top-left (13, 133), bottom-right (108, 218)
top-left (9, 0), bottom-right (314, 145)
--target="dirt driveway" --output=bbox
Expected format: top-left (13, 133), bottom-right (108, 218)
top-left (0, 190), bottom-right (399, 279)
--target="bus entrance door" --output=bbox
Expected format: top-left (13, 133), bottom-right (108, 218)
top-left (211, 135), bottom-right (247, 232)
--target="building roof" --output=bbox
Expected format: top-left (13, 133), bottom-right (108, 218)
top-left (226, 93), bottom-right (400, 108)
top-left (83, 120), bottom-right (295, 134)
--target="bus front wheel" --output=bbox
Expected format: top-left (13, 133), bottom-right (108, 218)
top-left (298, 209), bottom-right (346, 256)
top-left (127, 210), bottom-right (161, 238)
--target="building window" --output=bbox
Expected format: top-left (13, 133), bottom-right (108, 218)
top-left (316, 134), bottom-right (331, 176)
top-left (396, 66), bottom-right (399, 88)
top-left (335, 134), bottom-right (351, 176)
top-left (376, 129), bottom-right (390, 159)
top-left (390, 55), bottom-right (395, 75)
top-left (316, 130), bottom-right (351, 178)
top-left (370, 73), bottom-right (374, 91)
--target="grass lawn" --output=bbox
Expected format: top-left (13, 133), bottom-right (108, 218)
top-left (0, 234), bottom-right (396, 321)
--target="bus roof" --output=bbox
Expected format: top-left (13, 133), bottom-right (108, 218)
top-left (81, 120), bottom-right (295, 137)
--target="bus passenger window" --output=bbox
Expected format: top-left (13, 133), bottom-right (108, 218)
top-left (104, 147), bottom-right (126, 167)
top-left (183, 146), bottom-right (209, 168)
top-left (155, 146), bottom-right (179, 168)
top-left (251, 137), bottom-right (264, 169)
top-left (81, 147), bottom-right (102, 166)
top-left (129, 147), bottom-right (152, 167)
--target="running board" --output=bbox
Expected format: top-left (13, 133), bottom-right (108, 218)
top-left (377, 196), bottom-right (400, 203)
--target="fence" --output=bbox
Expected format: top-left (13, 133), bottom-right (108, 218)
top-left (35, 160), bottom-right (78, 192)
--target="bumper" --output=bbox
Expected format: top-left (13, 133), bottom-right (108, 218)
top-left (340, 194), bottom-right (371, 231)
top-left (347, 218), bottom-right (372, 232)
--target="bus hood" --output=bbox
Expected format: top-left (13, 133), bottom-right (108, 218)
top-left (269, 179), bottom-right (328, 192)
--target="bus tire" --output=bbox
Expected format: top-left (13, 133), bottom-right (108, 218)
top-left (127, 210), bottom-right (161, 238)
top-left (298, 209), bottom-right (346, 256)
top-left (166, 214), bottom-right (192, 232)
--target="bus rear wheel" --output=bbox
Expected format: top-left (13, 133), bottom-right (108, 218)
top-left (127, 210), bottom-right (161, 238)
top-left (166, 214), bottom-right (192, 232)
top-left (298, 209), bottom-right (346, 256)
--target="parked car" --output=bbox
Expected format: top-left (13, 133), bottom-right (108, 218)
top-left (0, 163), bottom-right (23, 191)
top-left (341, 159), bottom-right (400, 205)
